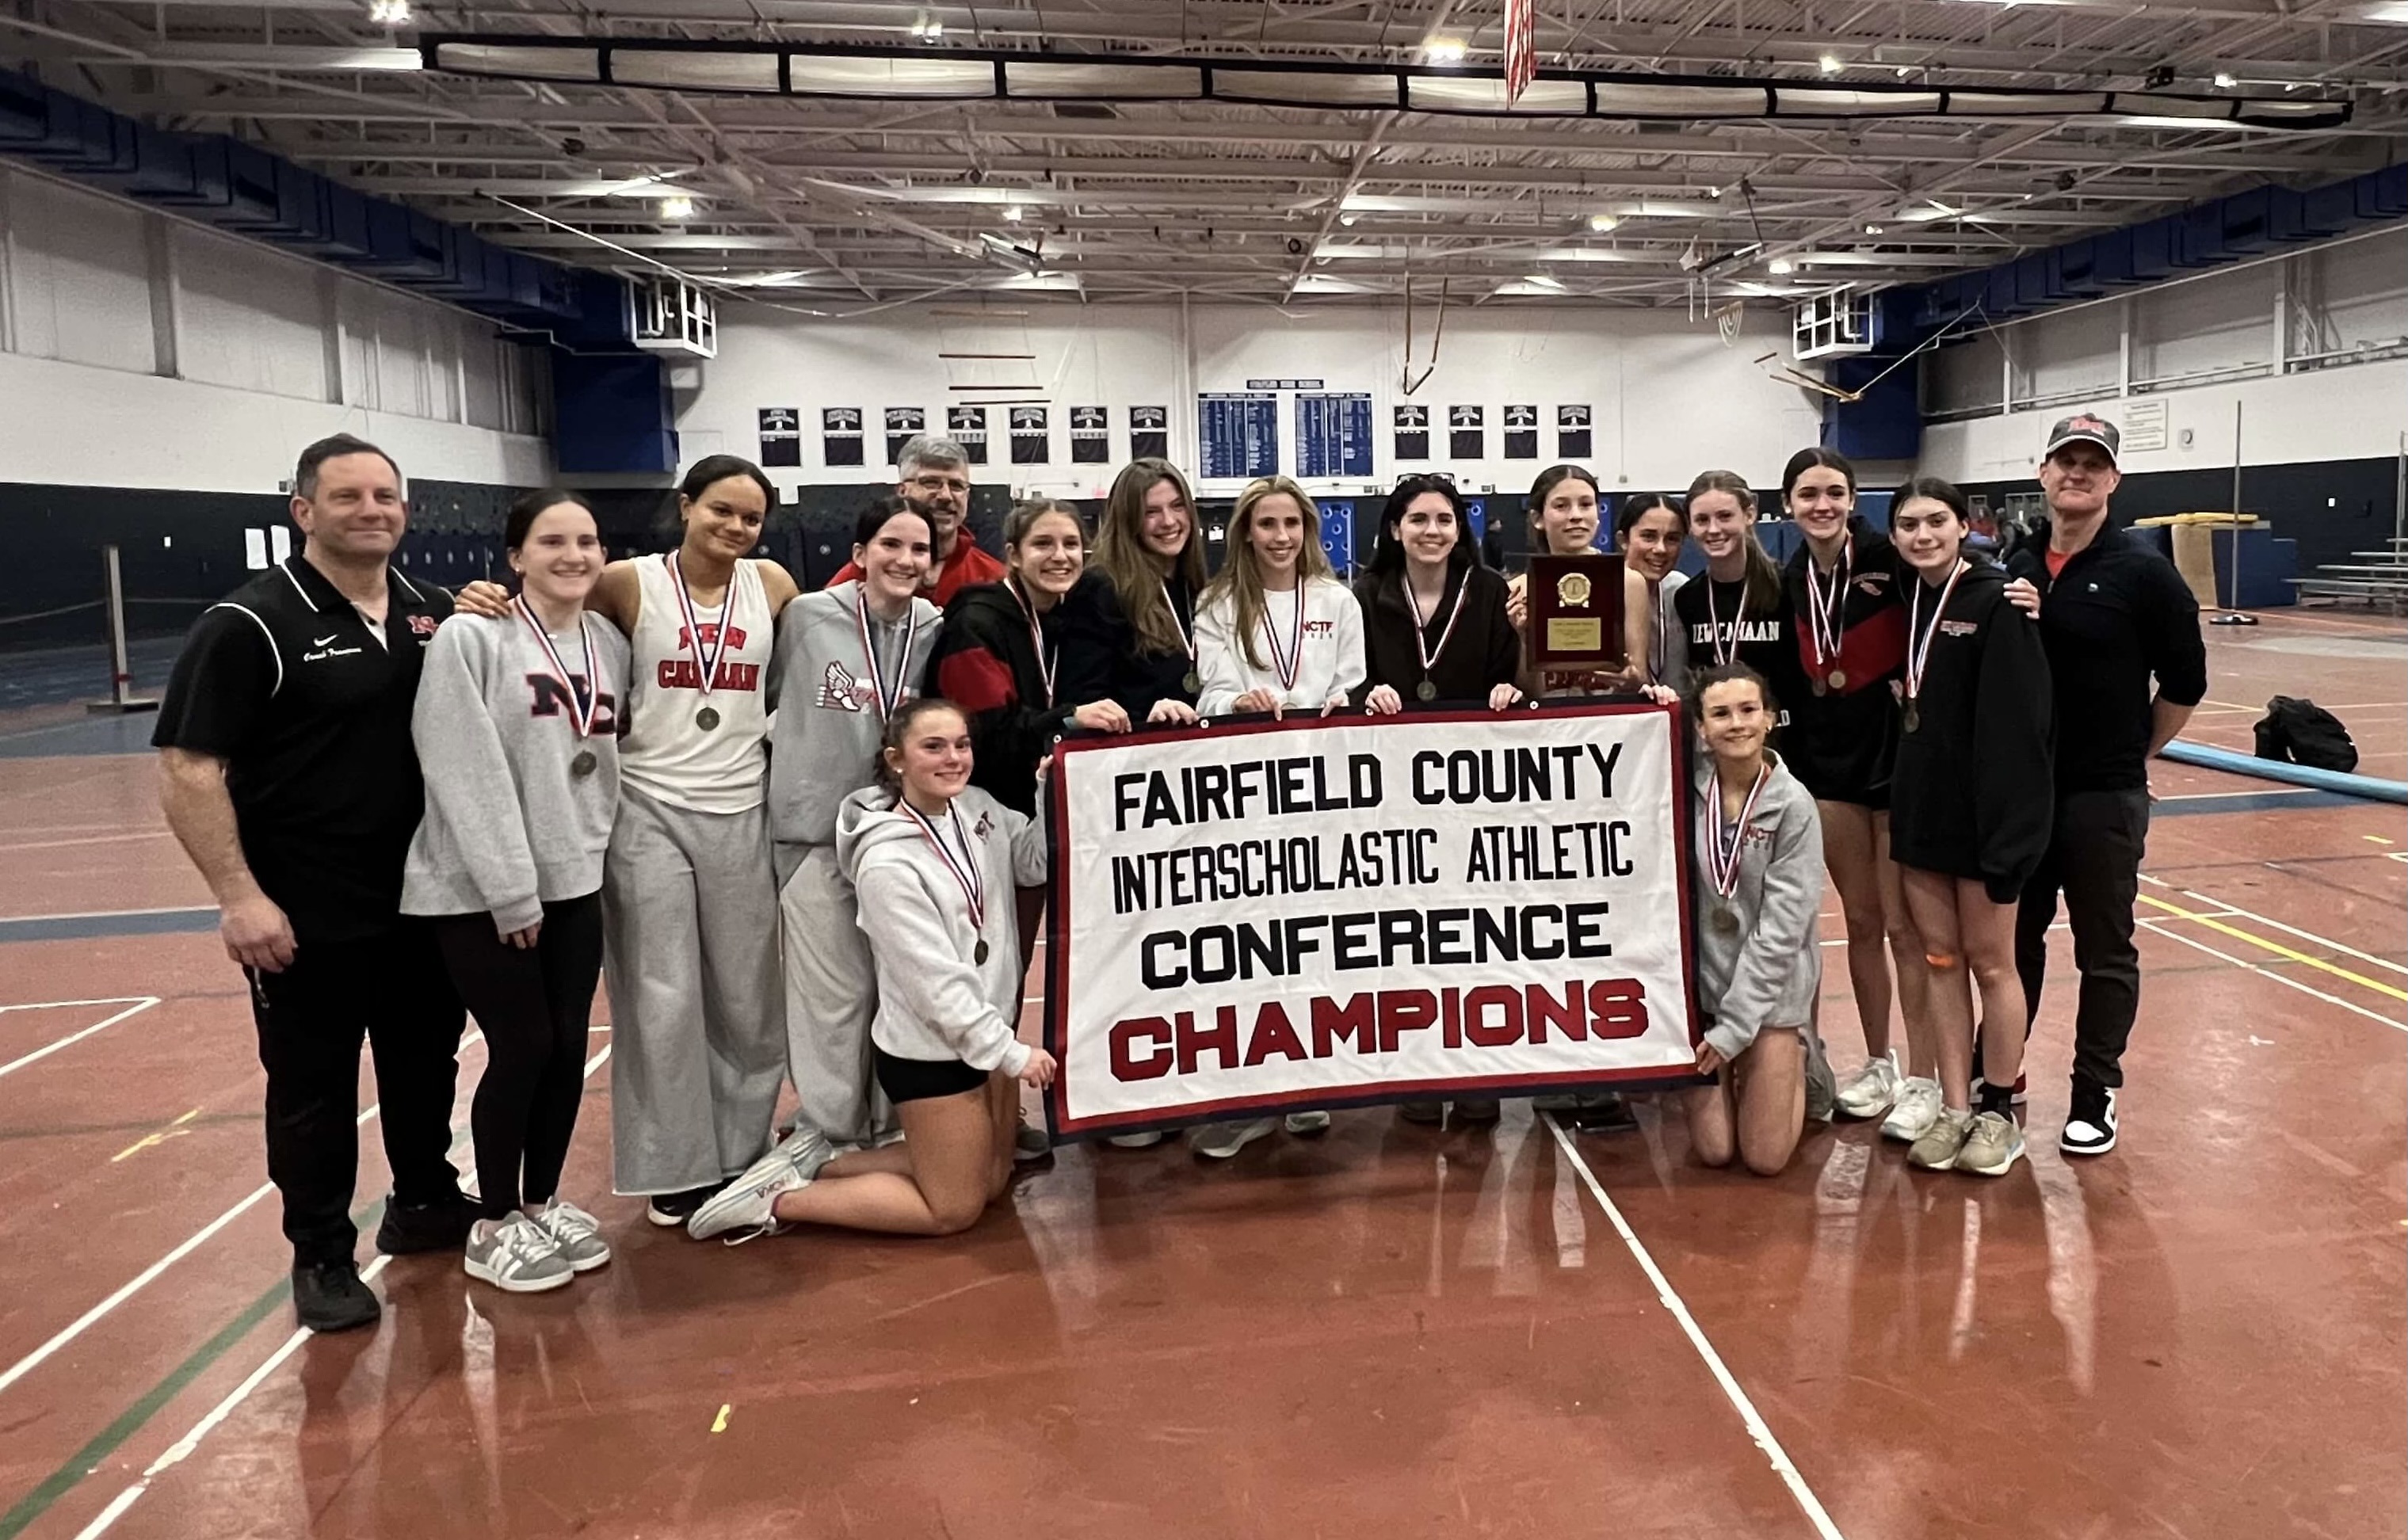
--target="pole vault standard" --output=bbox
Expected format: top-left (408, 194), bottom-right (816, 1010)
top-left (86, 544), bottom-right (160, 715)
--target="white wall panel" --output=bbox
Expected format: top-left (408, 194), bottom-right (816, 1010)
top-left (171, 224), bottom-right (328, 401)
top-left (2302, 227), bottom-right (2408, 356)
top-left (2134, 261), bottom-right (2277, 385)
top-left (6, 174), bottom-right (155, 374)
top-left (2017, 307), bottom-right (2120, 406)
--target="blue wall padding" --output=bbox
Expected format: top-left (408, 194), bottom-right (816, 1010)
top-left (2160, 739), bottom-right (2408, 805)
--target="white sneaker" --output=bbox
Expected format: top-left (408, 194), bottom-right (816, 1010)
top-left (686, 1148), bottom-right (812, 1242)
top-left (530, 1199), bottom-right (611, 1272)
top-left (1283, 1110), bottom-right (1333, 1137)
top-left (766, 1125), bottom-right (839, 1183)
top-left (1879, 1077), bottom-right (1944, 1142)
top-left (1106, 1129), bottom-right (1167, 1149)
top-left (464, 1214), bottom-right (574, 1294)
top-left (1189, 1118), bottom-right (1276, 1160)
top-left (1834, 1050), bottom-right (1902, 1119)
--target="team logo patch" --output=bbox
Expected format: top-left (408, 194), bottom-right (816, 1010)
top-left (973, 811), bottom-right (994, 841)
top-left (1940, 619), bottom-right (1979, 637)
top-left (407, 614), bottom-right (438, 638)
top-left (817, 661), bottom-right (868, 711)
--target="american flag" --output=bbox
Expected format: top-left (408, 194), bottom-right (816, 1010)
top-left (1503, 0), bottom-right (1536, 104)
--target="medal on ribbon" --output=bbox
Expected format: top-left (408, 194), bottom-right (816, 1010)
top-left (900, 800), bottom-right (990, 965)
top-left (1010, 577), bottom-right (1059, 711)
top-left (516, 598), bottom-right (604, 777)
top-left (1902, 558), bottom-right (1967, 735)
top-left (666, 552), bottom-right (731, 731)
top-left (1704, 761), bottom-right (1773, 934)
top-left (1261, 582), bottom-right (1307, 696)
top-left (1163, 579), bottom-right (1200, 697)
top-left (854, 591), bottom-right (922, 722)
top-left (1804, 536), bottom-right (1851, 696)
top-left (1404, 570), bottom-right (1468, 703)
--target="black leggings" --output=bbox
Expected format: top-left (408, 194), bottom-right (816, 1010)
top-left (433, 893), bottom-right (605, 1219)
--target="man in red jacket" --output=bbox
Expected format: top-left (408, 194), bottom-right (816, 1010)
top-left (826, 433), bottom-right (1005, 605)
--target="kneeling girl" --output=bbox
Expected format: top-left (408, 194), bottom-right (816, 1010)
top-left (1683, 662), bottom-right (1829, 1176)
top-left (688, 698), bottom-right (1056, 1241)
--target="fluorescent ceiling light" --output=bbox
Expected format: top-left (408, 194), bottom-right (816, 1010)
top-left (1534, 246), bottom-right (1650, 263)
top-left (2354, 2), bottom-right (2408, 19)
top-left (1491, 280), bottom-right (1574, 296)
top-left (2116, 114), bottom-right (2258, 129)
top-left (1291, 274), bottom-right (1382, 295)
top-left (1818, 54), bottom-right (1843, 74)
top-left (1589, 213), bottom-right (1621, 232)
top-left (660, 196), bottom-right (696, 219)
top-left (334, 48), bottom-right (422, 70)
top-left (992, 272), bottom-right (1082, 292)
top-left (1521, 273), bottom-right (1567, 291)
top-left (1424, 36), bottom-right (1469, 65)
top-left (1899, 199), bottom-right (1962, 222)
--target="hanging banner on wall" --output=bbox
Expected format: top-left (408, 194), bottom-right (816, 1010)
top-left (1557, 404), bottom-right (1593, 460)
top-left (1009, 405), bottom-right (1051, 465)
top-left (1448, 405), bottom-right (1485, 461)
top-left (1041, 703), bottom-right (1700, 1137)
top-left (948, 405), bottom-right (990, 465)
top-left (885, 406), bottom-right (926, 467)
top-left (1296, 392), bottom-right (1376, 478)
top-left (1394, 403), bottom-right (1430, 462)
top-left (758, 406), bottom-right (801, 468)
top-left (822, 406), bottom-right (864, 468)
top-left (1503, 404), bottom-right (1540, 459)
top-left (1070, 406), bottom-right (1110, 464)
top-left (1130, 405), bottom-right (1170, 461)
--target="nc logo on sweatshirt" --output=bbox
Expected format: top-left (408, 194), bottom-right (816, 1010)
top-left (526, 673), bottom-right (619, 733)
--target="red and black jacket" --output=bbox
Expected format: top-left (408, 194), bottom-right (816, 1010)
top-left (929, 573), bottom-right (1116, 817)
top-left (1780, 517), bottom-right (1910, 808)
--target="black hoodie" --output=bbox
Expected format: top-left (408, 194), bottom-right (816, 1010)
top-left (929, 572), bottom-right (1116, 817)
top-left (1887, 561), bottom-right (2055, 902)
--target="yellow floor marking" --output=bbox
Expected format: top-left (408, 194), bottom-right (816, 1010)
top-left (2139, 895), bottom-right (2408, 1003)
top-left (2364, 834), bottom-right (2395, 846)
top-left (110, 1107), bottom-right (203, 1163)
top-left (711, 1404), bottom-right (731, 1434)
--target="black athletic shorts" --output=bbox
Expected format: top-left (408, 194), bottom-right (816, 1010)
top-left (874, 1046), bottom-right (990, 1104)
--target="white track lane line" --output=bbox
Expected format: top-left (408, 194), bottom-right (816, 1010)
top-left (70, 1043), bottom-right (613, 1540)
top-left (0, 996), bottom-right (159, 1012)
top-left (0, 997), bottom-right (160, 1081)
top-left (1541, 1112), bottom-right (1846, 1540)
top-left (0, 1030), bottom-right (488, 1400)
top-left (2139, 919), bottom-right (2407, 1033)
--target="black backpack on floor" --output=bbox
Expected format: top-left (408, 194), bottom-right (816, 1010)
top-left (2253, 696), bottom-right (2359, 774)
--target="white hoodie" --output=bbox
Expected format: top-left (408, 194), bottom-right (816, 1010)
top-left (1193, 574), bottom-right (1367, 716)
top-left (834, 783), bottom-right (1049, 1074)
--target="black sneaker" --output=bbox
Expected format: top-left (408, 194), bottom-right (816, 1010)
top-left (2059, 1082), bottom-right (2119, 1157)
top-left (292, 1260), bottom-right (380, 1334)
top-left (375, 1191), bottom-right (478, 1255)
top-left (1398, 1101), bottom-right (1444, 1126)
top-left (1452, 1099), bottom-right (1502, 1126)
top-left (646, 1182), bottom-right (727, 1227)
top-left (1569, 1091), bottom-right (1639, 1131)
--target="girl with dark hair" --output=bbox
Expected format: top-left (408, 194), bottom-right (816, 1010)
top-left (1357, 474), bottom-right (1524, 715)
top-left (1092, 458), bottom-right (1209, 726)
top-left (404, 490), bottom-right (624, 1290)
top-left (1776, 445), bottom-right (1942, 1145)
top-left (1503, 463), bottom-right (1601, 650)
top-left (687, 697), bottom-right (1057, 1244)
top-left (1616, 492), bottom-right (1690, 691)
top-left (456, 454), bottom-right (802, 1226)
top-left (1356, 473), bottom-right (1524, 1131)
top-left (1885, 478), bottom-right (2054, 1178)
top-left (1678, 663), bottom-right (1830, 1176)
top-left (767, 497), bottom-right (944, 1151)
top-left (1675, 471), bottom-right (1804, 728)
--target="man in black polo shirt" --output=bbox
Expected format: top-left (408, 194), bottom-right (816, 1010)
top-left (2007, 414), bottom-right (2208, 1157)
top-left (154, 434), bottom-right (473, 1333)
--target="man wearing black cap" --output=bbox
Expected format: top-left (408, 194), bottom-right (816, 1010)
top-left (155, 435), bottom-right (474, 1333)
top-left (2006, 414), bottom-right (2208, 1157)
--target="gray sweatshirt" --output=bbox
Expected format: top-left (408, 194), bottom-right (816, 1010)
top-left (1690, 750), bottom-right (1825, 1060)
top-left (401, 609), bottom-right (628, 936)
top-left (768, 581), bottom-right (944, 852)
top-left (834, 783), bottom-right (1049, 1074)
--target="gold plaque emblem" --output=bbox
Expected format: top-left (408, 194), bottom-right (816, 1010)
top-left (1557, 571), bottom-right (1593, 607)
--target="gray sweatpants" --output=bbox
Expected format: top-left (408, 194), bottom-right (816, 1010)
top-left (775, 842), bottom-right (895, 1148)
top-left (603, 784), bottom-right (784, 1196)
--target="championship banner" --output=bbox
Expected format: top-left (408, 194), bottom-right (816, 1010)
top-left (1043, 702), bottom-right (1700, 1138)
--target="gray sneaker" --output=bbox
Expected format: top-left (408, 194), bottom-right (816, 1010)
top-left (1907, 1107), bottom-right (1976, 1172)
top-left (1957, 1111), bottom-right (2027, 1176)
top-left (1283, 1110), bottom-right (1333, 1136)
top-left (1013, 1116), bottom-right (1051, 1163)
top-left (1880, 1077), bottom-right (1944, 1142)
top-left (686, 1149), bottom-right (812, 1242)
top-left (464, 1213), bottom-right (574, 1294)
top-left (1189, 1117), bottom-right (1276, 1160)
top-left (1105, 1129), bottom-right (1167, 1149)
top-left (530, 1199), bottom-right (611, 1272)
